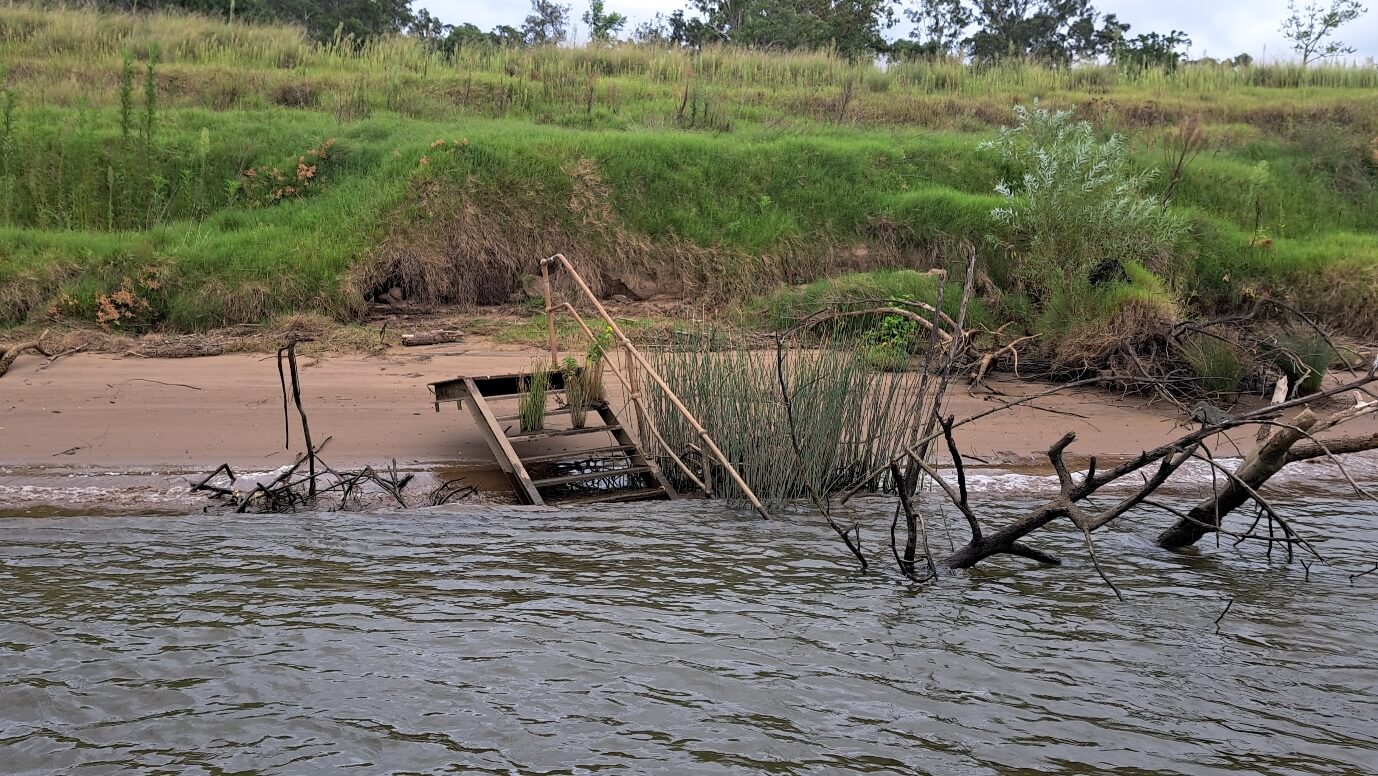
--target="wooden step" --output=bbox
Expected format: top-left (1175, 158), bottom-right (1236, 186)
top-left (469, 372), bottom-right (570, 399)
top-left (532, 465), bottom-right (651, 489)
top-left (482, 388), bottom-right (568, 402)
top-left (436, 370), bottom-right (677, 507)
top-left (495, 406), bottom-right (574, 423)
top-left (508, 424), bottom-right (622, 443)
top-left (520, 445), bottom-right (638, 464)
top-left (556, 487), bottom-right (671, 506)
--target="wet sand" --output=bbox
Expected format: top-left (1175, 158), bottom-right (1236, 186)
top-left (2, 344), bottom-right (1374, 510)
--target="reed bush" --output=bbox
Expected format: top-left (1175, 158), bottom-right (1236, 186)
top-left (643, 329), bottom-right (935, 504)
top-left (1269, 327), bottom-right (1336, 396)
top-left (561, 336), bottom-right (607, 430)
top-left (561, 357), bottom-right (590, 428)
top-left (518, 362), bottom-right (550, 433)
top-left (1179, 334), bottom-right (1251, 397)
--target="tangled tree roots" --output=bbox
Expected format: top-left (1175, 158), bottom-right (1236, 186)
top-left (192, 456), bottom-right (476, 513)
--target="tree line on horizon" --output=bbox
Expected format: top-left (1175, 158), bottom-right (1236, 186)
top-left (65, 0), bottom-right (1368, 67)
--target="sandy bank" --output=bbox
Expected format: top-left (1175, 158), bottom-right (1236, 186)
top-left (3, 344), bottom-right (1375, 511)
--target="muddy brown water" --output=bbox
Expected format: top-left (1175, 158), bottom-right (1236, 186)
top-left (2, 496), bottom-right (1377, 775)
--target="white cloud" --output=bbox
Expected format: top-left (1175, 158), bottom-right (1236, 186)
top-left (424, 0), bottom-right (1378, 61)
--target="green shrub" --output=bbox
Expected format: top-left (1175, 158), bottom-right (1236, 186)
top-left (749, 269), bottom-right (995, 334)
top-left (870, 313), bottom-right (921, 351)
top-left (1179, 335), bottom-right (1250, 396)
top-left (985, 101), bottom-right (1186, 305)
top-left (1270, 327), bottom-right (1335, 396)
top-left (1036, 259), bottom-right (1180, 363)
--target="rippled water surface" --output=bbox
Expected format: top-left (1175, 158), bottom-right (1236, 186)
top-left (3, 500), bottom-right (1377, 774)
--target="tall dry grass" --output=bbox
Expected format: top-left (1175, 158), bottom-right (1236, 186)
top-left (5, 5), bottom-right (1377, 128)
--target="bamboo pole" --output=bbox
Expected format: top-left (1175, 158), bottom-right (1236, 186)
top-left (558, 302), bottom-right (708, 495)
top-left (624, 345), bottom-right (651, 446)
top-left (545, 254), bottom-right (768, 518)
top-left (541, 260), bottom-right (559, 367)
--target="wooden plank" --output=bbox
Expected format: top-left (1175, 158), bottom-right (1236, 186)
top-left (494, 406), bottom-right (574, 423)
top-left (402, 330), bottom-right (462, 346)
top-left (556, 487), bottom-right (670, 506)
top-left (430, 378), bottom-right (467, 412)
top-left (507, 424), bottom-right (622, 443)
top-left (520, 445), bottom-right (637, 464)
top-left (462, 377), bottom-right (544, 506)
top-left (471, 370), bottom-right (569, 399)
top-left (533, 465), bottom-right (651, 488)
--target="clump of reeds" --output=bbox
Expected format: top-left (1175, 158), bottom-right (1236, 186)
top-left (1179, 333), bottom-right (1251, 397)
top-left (562, 331), bottom-right (610, 428)
top-left (518, 361), bottom-right (549, 433)
top-left (643, 327), bottom-right (933, 505)
top-left (1269, 326), bottom-right (1336, 396)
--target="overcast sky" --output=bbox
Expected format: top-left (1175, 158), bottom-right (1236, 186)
top-left (424, 0), bottom-right (1377, 61)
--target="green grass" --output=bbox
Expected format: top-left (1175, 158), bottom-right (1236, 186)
top-left (1, 4), bottom-right (1377, 338)
top-left (748, 269), bottom-right (997, 332)
top-left (1180, 334), bottom-right (1251, 396)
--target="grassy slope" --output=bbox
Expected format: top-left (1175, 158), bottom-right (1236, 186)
top-left (1, 6), bottom-right (1376, 334)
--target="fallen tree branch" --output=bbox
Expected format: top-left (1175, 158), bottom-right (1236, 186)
top-left (0, 331), bottom-right (51, 379)
top-left (401, 330), bottom-right (463, 347)
top-left (1157, 409), bottom-right (1336, 550)
top-left (36, 344), bottom-right (86, 371)
top-left (912, 372), bottom-right (1376, 576)
top-left (969, 333), bottom-right (1040, 393)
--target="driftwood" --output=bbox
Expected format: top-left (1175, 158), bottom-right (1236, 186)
top-left (278, 341), bottom-right (317, 497)
top-left (969, 331), bottom-right (1040, 393)
top-left (1157, 410), bottom-right (1317, 549)
top-left (195, 452), bottom-right (442, 514)
top-left (791, 279), bottom-right (1378, 587)
top-left (955, 371), bottom-right (1375, 561)
top-left (0, 331), bottom-right (50, 379)
top-left (401, 330), bottom-right (463, 347)
top-left (194, 340), bottom-right (473, 514)
top-left (813, 316), bottom-right (1378, 588)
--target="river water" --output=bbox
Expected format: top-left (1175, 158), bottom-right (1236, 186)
top-left (2, 495), bottom-right (1377, 775)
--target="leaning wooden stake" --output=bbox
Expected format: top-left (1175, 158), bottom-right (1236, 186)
top-left (556, 301), bottom-right (708, 495)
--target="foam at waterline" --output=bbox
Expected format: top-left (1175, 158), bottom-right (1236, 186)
top-left (937, 452), bottom-right (1378, 498)
top-left (3, 453), bottom-right (1374, 511)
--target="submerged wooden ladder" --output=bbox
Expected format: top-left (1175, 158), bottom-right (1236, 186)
top-left (430, 370), bottom-right (679, 506)
top-left (430, 254), bottom-right (767, 515)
